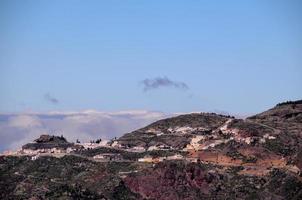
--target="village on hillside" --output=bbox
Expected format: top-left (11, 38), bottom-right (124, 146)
top-left (1, 127), bottom-right (300, 177)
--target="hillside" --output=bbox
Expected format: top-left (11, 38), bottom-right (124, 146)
top-left (117, 113), bottom-right (232, 150)
top-left (1, 101), bottom-right (302, 199)
top-left (248, 100), bottom-right (302, 135)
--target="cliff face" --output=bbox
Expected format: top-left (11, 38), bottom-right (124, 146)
top-left (1, 100), bottom-right (302, 199)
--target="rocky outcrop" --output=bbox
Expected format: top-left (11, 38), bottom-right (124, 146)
top-left (21, 135), bottom-right (77, 152)
top-left (34, 135), bottom-right (68, 143)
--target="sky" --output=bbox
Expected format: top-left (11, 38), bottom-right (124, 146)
top-left (1, 0), bottom-right (302, 115)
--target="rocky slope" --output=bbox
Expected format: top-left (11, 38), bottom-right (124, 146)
top-left (117, 113), bottom-right (232, 150)
top-left (1, 100), bottom-right (302, 199)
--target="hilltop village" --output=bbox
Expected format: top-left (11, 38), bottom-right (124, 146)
top-left (2, 134), bottom-right (192, 163)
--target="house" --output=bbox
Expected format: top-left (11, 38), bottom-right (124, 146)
top-left (81, 141), bottom-right (108, 149)
top-left (93, 154), bottom-right (105, 159)
top-left (130, 146), bottom-right (145, 152)
top-left (166, 154), bottom-right (184, 160)
top-left (31, 154), bottom-right (40, 161)
top-left (93, 153), bottom-right (122, 161)
top-left (138, 156), bottom-right (154, 163)
top-left (157, 145), bottom-right (172, 150)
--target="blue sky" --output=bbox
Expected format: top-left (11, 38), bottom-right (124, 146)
top-left (1, 0), bottom-right (301, 114)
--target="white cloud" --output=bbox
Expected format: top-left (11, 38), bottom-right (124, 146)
top-left (8, 115), bottom-right (42, 128)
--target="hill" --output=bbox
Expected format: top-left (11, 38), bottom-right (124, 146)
top-left (1, 100), bottom-right (302, 199)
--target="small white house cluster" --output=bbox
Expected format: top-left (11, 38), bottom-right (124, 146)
top-left (138, 154), bottom-right (184, 163)
top-left (93, 153), bottom-right (123, 161)
top-left (80, 140), bottom-right (108, 149)
top-left (20, 146), bottom-right (79, 155)
top-left (147, 145), bottom-right (173, 151)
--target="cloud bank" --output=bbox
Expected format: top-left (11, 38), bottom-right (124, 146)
top-left (141, 77), bottom-right (189, 92)
top-left (0, 110), bottom-right (171, 152)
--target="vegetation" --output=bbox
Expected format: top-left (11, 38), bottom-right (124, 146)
top-left (264, 138), bottom-right (292, 156)
top-left (276, 100), bottom-right (302, 107)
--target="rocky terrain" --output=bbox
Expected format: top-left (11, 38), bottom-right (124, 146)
top-left (1, 100), bottom-right (302, 199)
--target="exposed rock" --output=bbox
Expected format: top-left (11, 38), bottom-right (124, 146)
top-left (34, 135), bottom-right (68, 144)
